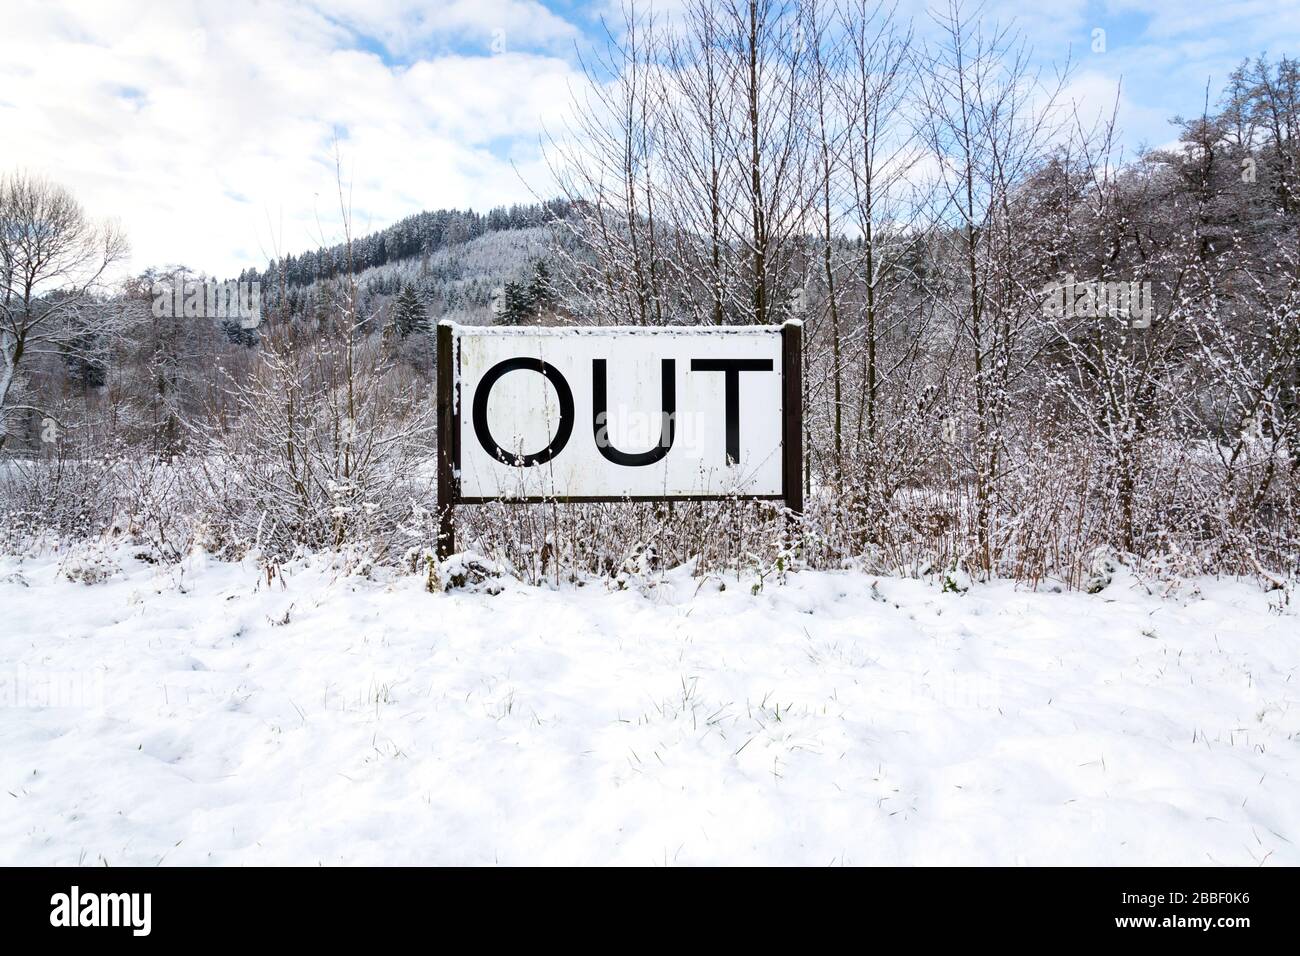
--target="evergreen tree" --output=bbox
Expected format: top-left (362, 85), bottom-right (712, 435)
top-left (220, 318), bottom-right (257, 347)
top-left (499, 280), bottom-right (534, 325)
top-left (62, 331), bottom-right (108, 388)
top-left (527, 259), bottom-right (557, 316)
top-left (391, 283), bottom-right (429, 337)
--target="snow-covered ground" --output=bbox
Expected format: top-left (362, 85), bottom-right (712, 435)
top-left (1, 547), bottom-right (1296, 866)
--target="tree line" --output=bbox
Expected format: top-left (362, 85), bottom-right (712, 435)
top-left (2, 0), bottom-right (1297, 589)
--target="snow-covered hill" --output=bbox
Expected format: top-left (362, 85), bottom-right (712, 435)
top-left (1, 549), bottom-right (1296, 865)
top-left (353, 225), bottom-right (554, 307)
top-left (270, 225), bottom-right (557, 326)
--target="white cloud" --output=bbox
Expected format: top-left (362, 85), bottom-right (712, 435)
top-left (307, 0), bottom-right (581, 57)
top-left (5, 0), bottom-right (1297, 279)
top-left (0, 0), bottom-right (587, 277)
top-left (1103, 0), bottom-right (1297, 43)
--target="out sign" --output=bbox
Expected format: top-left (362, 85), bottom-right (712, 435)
top-left (435, 322), bottom-right (803, 553)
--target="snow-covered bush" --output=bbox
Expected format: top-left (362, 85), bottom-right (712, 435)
top-left (404, 546), bottom-right (444, 593)
top-left (441, 552), bottom-right (507, 595)
top-left (1084, 547), bottom-right (1118, 594)
top-left (941, 559), bottom-right (972, 594)
top-left (186, 312), bottom-right (435, 565)
top-left (612, 541), bottom-right (662, 593)
top-left (59, 540), bottom-right (122, 585)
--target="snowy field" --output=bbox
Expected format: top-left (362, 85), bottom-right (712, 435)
top-left (1, 548), bottom-right (1297, 866)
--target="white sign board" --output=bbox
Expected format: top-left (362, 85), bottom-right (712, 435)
top-left (444, 324), bottom-right (795, 501)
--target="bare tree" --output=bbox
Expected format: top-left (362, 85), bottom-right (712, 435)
top-left (831, 0), bottom-right (918, 492)
top-left (546, 2), bottom-right (669, 326)
top-left (658, 0), bottom-right (744, 325)
top-left (720, 0), bottom-right (816, 325)
top-left (0, 171), bottom-right (128, 451)
top-left (913, 0), bottom-right (1068, 573)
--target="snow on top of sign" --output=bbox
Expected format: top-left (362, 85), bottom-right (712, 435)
top-left (448, 323), bottom-right (785, 337)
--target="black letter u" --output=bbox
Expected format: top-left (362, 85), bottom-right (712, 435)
top-left (592, 359), bottom-right (675, 466)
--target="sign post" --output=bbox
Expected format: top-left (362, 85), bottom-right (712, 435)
top-left (435, 321), bottom-right (457, 559)
top-left (781, 320), bottom-right (803, 515)
top-left (434, 320), bottom-right (802, 560)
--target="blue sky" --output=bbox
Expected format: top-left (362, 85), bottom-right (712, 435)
top-left (1, 0), bottom-right (1297, 278)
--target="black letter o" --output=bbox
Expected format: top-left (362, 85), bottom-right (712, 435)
top-left (472, 358), bottom-right (574, 467)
